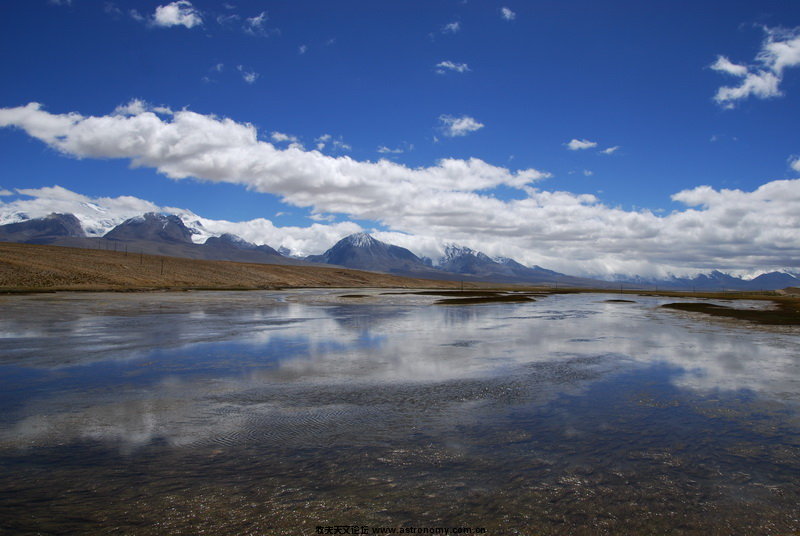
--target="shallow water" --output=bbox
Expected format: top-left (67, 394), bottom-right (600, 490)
top-left (1, 290), bottom-right (799, 534)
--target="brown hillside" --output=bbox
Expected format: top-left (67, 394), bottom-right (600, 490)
top-left (0, 242), bottom-right (462, 292)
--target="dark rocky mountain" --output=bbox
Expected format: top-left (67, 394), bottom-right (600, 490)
top-left (0, 213), bottom-right (85, 244)
top-left (204, 233), bottom-right (281, 256)
top-left (199, 233), bottom-right (288, 263)
top-left (104, 213), bottom-right (196, 244)
top-left (306, 233), bottom-right (443, 276)
top-left (101, 215), bottom-right (298, 264)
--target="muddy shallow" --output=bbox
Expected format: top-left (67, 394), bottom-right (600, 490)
top-left (1, 290), bottom-right (799, 534)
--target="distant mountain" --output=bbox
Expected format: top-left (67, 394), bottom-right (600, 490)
top-left (199, 233), bottom-right (288, 263)
top-left (104, 213), bottom-right (196, 244)
top-left (611, 269), bottom-right (800, 291)
top-left (0, 213), bottom-right (85, 244)
top-left (4, 213), bottom-right (797, 290)
top-left (0, 212), bottom-right (305, 266)
top-left (436, 244), bottom-right (599, 286)
top-left (644, 270), bottom-right (800, 291)
top-left (306, 234), bottom-right (604, 286)
top-left (306, 232), bottom-right (441, 276)
top-left (204, 233), bottom-right (280, 256)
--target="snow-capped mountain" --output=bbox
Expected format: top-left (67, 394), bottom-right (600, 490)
top-left (306, 232), bottom-right (441, 275)
top-left (0, 213), bottom-right (85, 244)
top-left (105, 213), bottom-right (197, 244)
top-left (434, 243), bottom-right (594, 285)
top-left (2, 211), bottom-right (799, 289)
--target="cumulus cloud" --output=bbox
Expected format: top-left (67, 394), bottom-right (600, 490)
top-left (600, 146), bottom-right (619, 155)
top-left (790, 156), bottom-right (800, 173)
top-left (435, 61), bottom-right (470, 74)
top-left (439, 115), bottom-right (484, 137)
top-left (501, 7), bottom-right (516, 21)
top-left (2, 101), bottom-right (800, 277)
top-left (712, 26), bottom-right (800, 108)
top-left (152, 1), bottom-right (202, 29)
top-left (566, 138), bottom-right (597, 151)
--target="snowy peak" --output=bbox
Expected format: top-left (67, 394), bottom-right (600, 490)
top-left (344, 232), bottom-right (381, 248)
top-left (104, 212), bottom-right (196, 244)
top-left (307, 232), bottom-right (431, 274)
top-left (440, 244), bottom-right (476, 265)
top-left (0, 212), bottom-right (85, 244)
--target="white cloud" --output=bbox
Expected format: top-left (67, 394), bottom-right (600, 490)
top-left (501, 7), bottom-right (516, 21)
top-left (711, 55), bottom-right (748, 77)
top-left (442, 21), bottom-right (460, 34)
top-left (49, 0), bottom-right (72, 5)
top-left (566, 138), bottom-right (598, 151)
top-left (712, 26), bottom-right (800, 108)
top-left (600, 146), bottom-right (619, 155)
top-left (129, 9), bottom-right (145, 22)
top-left (113, 99), bottom-right (148, 116)
top-left (153, 1), bottom-right (202, 29)
top-left (299, 44), bottom-right (308, 55)
top-left (271, 132), bottom-right (298, 143)
top-left (790, 156), bottom-right (800, 173)
top-left (243, 11), bottom-right (268, 35)
top-left (271, 132), bottom-right (303, 150)
top-left (378, 146), bottom-right (403, 154)
top-left (237, 65), bottom-right (259, 84)
top-left (439, 115), bottom-right (484, 137)
top-left (3, 101), bottom-right (800, 277)
top-left (0, 188), bottom-right (13, 196)
top-left (583, 169), bottom-right (593, 176)
top-left (435, 61), bottom-right (470, 74)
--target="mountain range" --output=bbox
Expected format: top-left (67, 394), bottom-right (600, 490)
top-left (1, 212), bottom-right (798, 290)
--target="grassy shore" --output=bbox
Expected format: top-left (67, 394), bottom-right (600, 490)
top-left (0, 242), bottom-right (463, 292)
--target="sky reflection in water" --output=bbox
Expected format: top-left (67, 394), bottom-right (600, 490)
top-left (1, 290), bottom-right (799, 533)
top-left (1, 291), bottom-right (798, 450)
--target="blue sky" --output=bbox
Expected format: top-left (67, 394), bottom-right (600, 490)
top-left (1, 1), bottom-right (799, 277)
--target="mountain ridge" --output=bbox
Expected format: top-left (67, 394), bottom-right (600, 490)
top-left (1, 213), bottom-right (798, 289)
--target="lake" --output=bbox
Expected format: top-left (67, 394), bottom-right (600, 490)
top-left (1, 290), bottom-right (799, 534)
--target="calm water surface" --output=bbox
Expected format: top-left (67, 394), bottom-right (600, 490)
top-left (1, 290), bottom-right (799, 535)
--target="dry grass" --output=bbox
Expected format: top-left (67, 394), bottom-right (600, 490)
top-left (0, 242), bottom-right (462, 292)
